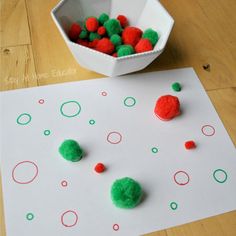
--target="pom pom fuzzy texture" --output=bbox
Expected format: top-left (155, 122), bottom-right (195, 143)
top-left (79, 29), bottom-right (88, 39)
top-left (122, 27), bottom-right (143, 47)
top-left (154, 95), bottom-right (180, 121)
top-left (89, 32), bottom-right (101, 41)
top-left (142, 28), bottom-right (159, 47)
top-left (86, 17), bottom-right (99, 32)
top-left (135, 38), bottom-right (153, 53)
top-left (172, 82), bottom-right (182, 92)
top-left (95, 38), bottom-right (115, 55)
top-left (98, 13), bottom-right (109, 25)
top-left (111, 177), bottom-right (142, 209)
top-left (104, 19), bottom-right (122, 37)
top-left (185, 141), bottom-right (196, 150)
top-left (97, 26), bottom-right (106, 36)
top-left (117, 45), bottom-right (134, 57)
top-left (68, 23), bottom-right (82, 41)
top-left (94, 163), bottom-right (106, 173)
top-left (110, 34), bottom-right (122, 47)
top-left (117, 15), bottom-right (128, 28)
top-left (59, 140), bottom-right (84, 162)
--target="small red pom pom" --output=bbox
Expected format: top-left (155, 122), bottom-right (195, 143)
top-left (122, 27), bottom-right (143, 47)
top-left (95, 38), bottom-right (115, 55)
top-left (97, 26), bottom-right (106, 36)
top-left (135, 38), bottom-right (153, 53)
top-left (154, 95), bottom-right (180, 121)
top-left (117, 15), bottom-right (128, 28)
top-left (185, 141), bottom-right (196, 150)
top-left (89, 39), bottom-right (100, 48)
top-left (94, 163), bottom-right (105, 173)
top-left (69, 23), bottom-right (82, 41)
top-left (76, 39), bottom-right (89, 47)
top-left (112, 52), bottom-right (118, 57)
top-left (86, 17), bottom-right (99, 32)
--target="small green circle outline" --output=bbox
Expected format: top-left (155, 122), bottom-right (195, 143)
top-left (151, 147), bottom-right (158, 153)
top-left (213, 169), bottom-right (228, 183)
top-left (26, 213), bottom-right (34, 221)
top-left (16, 113), bottom-right (32, 125)
top-left (89, 119), bottom-right (95, 125)
top-left (44, 130), bottom-right (51, 136)
top-left (124, 97), bottom-right (136, 107)
top-left (60, 101), bottom-right (81, 118)
top-left (170, 202), bottom-right (178, 210)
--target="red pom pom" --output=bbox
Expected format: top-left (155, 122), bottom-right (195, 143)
top-left (95, 38), bottom-right (115, 55)
top-left (76, 39), bottom-right (89, 47)
top-left (112, 52), bottom-right (118, 57)
top-left (97, 26), bottom-right (106, 36)
top-left (154, 95), bottom-right (180, 121)
top-left (89, 39), bottom-right (100, 48)
top-left (94, 163), bottom-right (105, 173)
top-left (122, 27), bottom-right (143, 47)
top-left (135, 38), bottom-right (153, 53)
top-left (86, 17), bottom-right (99, 32)
top-left (185, 141), bottom-right (196, 150)
top-left (117, 15), bottom-right (128, 28)
top-left (69, 23), bottom-right (82, 41)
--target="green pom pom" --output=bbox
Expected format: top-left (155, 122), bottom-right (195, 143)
top-left (111, 177), bottom-right (142, 209)
top-left (172, 82), bottom-right (182, 92)
top-left (89, 32), bottom-right (101, 41)
top-left (79, 30), bottom-right (88, 39)
top-left (59, 139), bottom-right (83, 162)
top-left (110, 34), bottom-right (122, 47)
top-left (99, 13), bottom-right (109, 25)
top-left (104, 19), bottom-right (122, 37)
top-left (142, 28), bottom-right (159, 47)
top-left (117, 45), bottom-right (134, 57)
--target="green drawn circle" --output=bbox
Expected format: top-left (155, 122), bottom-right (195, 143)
top-left (26, 213), bottom-right (34, 221)
top-left (124, 97), bottom-right (136, 107)
top-left (213, 169), bottom-right (228, 183)
top-left (151, 147), bottom-right (158, 153)
top-left (16, 113), bottom-right (32, 125)
top-left (44, 130), bottom-right (51, 136)
top-left (60, 101), bottom-right (81, 118)
top-left (89, 119), bottom-right (95, 125)
top-left (170, 202), bottom-right (178, 210)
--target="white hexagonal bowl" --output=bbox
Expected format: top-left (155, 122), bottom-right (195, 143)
top-left (51, 0), bottom-right (174, 77)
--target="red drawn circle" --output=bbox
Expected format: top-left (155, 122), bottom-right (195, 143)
top-left (12, 161), bottom-right (38, 184)
top-left (61, 180), bottom-right (68, 187)
top-left (107, 131), bottom-right (122, 144)
top-left (61, 210), bottom-right (78, 227)
top-left (38, 99), bottom-right (45, 104)
top-left (101, 91), bottom-right (107, 96)
top-left (201, 125), bottom-right (215, 136)
top-left (174, 170), bottom-right (190, 186)
top-left (113, 224), bottom-right (119, 231)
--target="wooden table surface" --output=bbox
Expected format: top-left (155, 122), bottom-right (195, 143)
top-left (1, 0), bottom-right (236, 235)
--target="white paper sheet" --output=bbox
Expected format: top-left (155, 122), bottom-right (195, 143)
top-left (0, 68), bottom-right (235, 236)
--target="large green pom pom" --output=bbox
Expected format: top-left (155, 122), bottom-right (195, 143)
top-left (59, 140), bottom-right (83, 162)
top-left (104, 19), bottom-right (122, 37)
top-left (98, 13), bottom-right (109, 25)
top-left (111, 177), bottom-right (142, 209)
top-left (117, 45), bottom-right (134, 57)
top-left (142, 28), bottom-right (159, 47)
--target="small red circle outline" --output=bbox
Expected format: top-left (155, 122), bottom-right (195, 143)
top-left (12, 161), bottom-right (38, 184)
top-left (61, 180), bottom-right (68, 187)
top-left (61, 210), bottom-right (78, 227)
top-left (174, 170), bottom-right (190, 186)
top-left (101, 91), bottom-right (107, 96)
top-left (107, 131), bottom-right (122, 144)
top-left (113, 224), bottom-right (119, 231)
top-left (201, 125), bottom-right (215, 136)
top-left (38, 99), bottom-right (45, 104)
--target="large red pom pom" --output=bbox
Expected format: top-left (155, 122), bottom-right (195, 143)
top-left (154, 95), bottom-right (180, 121)
top-left (135, 38), bottom-right (153, 53)
top-left (122, 27), bottom-right (143, 47)
top-left (69, 23), bottom-right (82, 41)
top-left (95, 38), bottom-right (115, 55)
top-left (117, 15), bottom-right (128, 28)
top-left (86, 17), bottom-right (99, 32)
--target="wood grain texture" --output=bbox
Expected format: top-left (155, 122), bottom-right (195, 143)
top-left (0, 0), bottom-right (236, 235)
top-left (0, 0), bottom-right (31, 47)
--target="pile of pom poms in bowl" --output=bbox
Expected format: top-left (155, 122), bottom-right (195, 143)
top-left (68, 13), bottom-right (159, 57)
